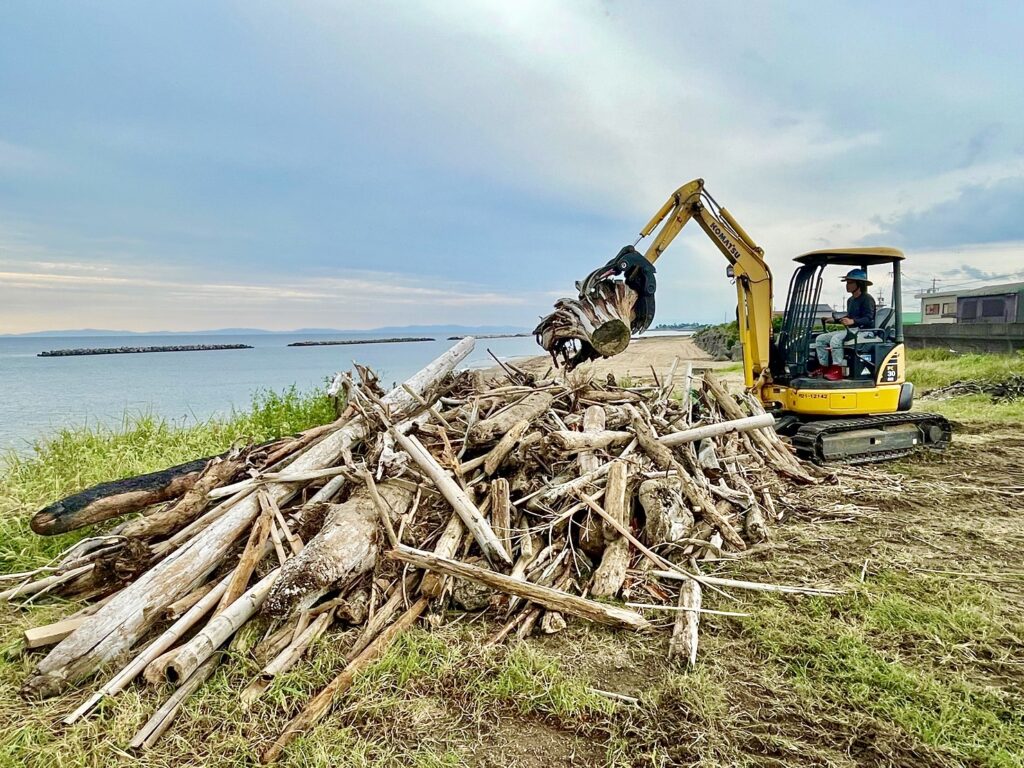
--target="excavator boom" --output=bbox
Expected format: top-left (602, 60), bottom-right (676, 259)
top-left (583, 179), bottom-right (774, 390)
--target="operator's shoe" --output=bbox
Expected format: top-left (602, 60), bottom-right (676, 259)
top-left (823, 365), bottom-right (844, 381)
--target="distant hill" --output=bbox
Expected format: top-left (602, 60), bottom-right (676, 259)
top-left (2, 325), bottom-right (531, 338)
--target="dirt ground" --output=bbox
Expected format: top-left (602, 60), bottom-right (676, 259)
top-left (507, 333), bottom-right (736, 384)
top-left (466, 425), bottom-right (1024, 768)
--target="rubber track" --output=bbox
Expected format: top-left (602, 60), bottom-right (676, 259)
top-left (791, 412), bottom-right (953, 465)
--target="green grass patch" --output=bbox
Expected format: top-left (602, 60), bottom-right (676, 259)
top-left (906, 349), bottom-right (1024, 392)
top-left (350, 629), bottom-right (615, 722)
top-left (0, 386), bottom-right (335, 571)
top-left (738, 571), bottom-right (1024, 768)
top-left (914, 392), bottom-right (1024, 424)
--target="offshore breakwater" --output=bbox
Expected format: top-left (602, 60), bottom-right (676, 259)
top-left (39, 344), bottom-right (253, 357)
top-left (288, 337), bottom-right (433, 347)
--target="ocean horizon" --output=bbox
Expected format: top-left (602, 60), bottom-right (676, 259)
top-left (0, 330), bottom-right (541, 452)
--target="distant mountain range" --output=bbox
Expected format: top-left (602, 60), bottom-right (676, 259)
top-left (2, 325), bottom-right (531, 338)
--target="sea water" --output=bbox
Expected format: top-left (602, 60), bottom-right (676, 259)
top-left (0, 332), bottom-right (541, 452)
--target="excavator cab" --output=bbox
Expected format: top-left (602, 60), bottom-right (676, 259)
top-left (775, 249), bottom-right (906, 390)
top-left (764, 248), bottom-right (950, 461)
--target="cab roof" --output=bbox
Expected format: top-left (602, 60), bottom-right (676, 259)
top-left (793, 247), bottom-right (904, 267)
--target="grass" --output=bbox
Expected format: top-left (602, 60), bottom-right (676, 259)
top-left (0, 386), bottom-right (336, 572)
top-left (737, 574), bottom-right (1024, 768)
top-left (906, 349), bottom-right (1024, 422)
top-left (906, 348), bottom-right (1024, 391)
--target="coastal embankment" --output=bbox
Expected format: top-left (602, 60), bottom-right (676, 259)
top-left (287, 337), bottom-right (433, 347)
top-left (38, 344), bottom-right (253, 357)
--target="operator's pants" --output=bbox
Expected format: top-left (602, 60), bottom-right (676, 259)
top-left (814, 330), bottom-right (850, 367)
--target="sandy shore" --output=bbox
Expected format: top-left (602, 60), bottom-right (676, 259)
top-left (495, 334), bottom-right (738, 384)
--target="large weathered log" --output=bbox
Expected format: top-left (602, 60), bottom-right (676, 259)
top-left (550, 429), bottom-right (632, 453)
top-left (490, 479), bottom-right (513, 560)
top-left (390, 546), bottom-right (650, 630)
top-left (534, 281), bottom-right (638, 369)
top-left (263, 482), bottom-right (413, 617)
top-left (466, 393), bottom-right (553, 446)
top-left (629, 411), bottom-right (746, 551)
top-left (63, 571), bottom-right (233, 724)
top-left (639, 477), bottom-right (694, 545)
top-left (24, 338), bottom-right (474, 699)
top-left (589, 461), bottom-right (631, 598)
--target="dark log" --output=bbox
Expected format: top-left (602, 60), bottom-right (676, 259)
top-left (31, 458), bottom-right (212, 535)
top-left (120, 456), bottom-right (246, 540)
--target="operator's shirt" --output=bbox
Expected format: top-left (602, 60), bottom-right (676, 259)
top-left (846, 292), bottom-right (876, 329)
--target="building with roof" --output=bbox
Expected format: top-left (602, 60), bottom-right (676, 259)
top-left (916, 281), bottom-right (1024, 325)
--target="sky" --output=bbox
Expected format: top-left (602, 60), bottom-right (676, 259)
top-left (1, 0), bottom-right (1023, 333)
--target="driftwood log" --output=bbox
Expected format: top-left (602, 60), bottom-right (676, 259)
top-left (533, 281), bottom-right (638, 369)
top-left (30, 457), bottom-right (213, 536)
top-left (639, 477), bottom-right (693, 545)
top-left (390, 546), bottom-right (650, 630)
top-left (629, 409), bottom-right (746, 551)
top-left (466, 393), bottom-right (553, 446)
top-left (589, 461), bottom-right (631, 598)
top-left (263, 482), bottom-right (413, 616)
top-left (668, 580), bottom-right (701, 666)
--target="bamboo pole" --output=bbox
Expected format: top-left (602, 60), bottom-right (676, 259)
top-left (165, 568), bottom-right (281, 684)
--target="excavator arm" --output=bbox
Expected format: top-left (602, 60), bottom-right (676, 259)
top-left (582, 179), bottom-right (773, 389)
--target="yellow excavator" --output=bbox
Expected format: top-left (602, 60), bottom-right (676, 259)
top-left (571, 178), bottom-right (951, 464)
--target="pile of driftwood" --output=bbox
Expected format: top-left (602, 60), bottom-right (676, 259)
top-left (923, 373), bottom-right (1024, 403)
top-left (3, 337), bottom-right (833, 761)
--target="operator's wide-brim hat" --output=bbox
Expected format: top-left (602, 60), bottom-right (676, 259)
top-left (841, 269), bottom-right (872, 286)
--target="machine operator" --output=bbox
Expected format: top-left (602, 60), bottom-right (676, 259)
top-left (812, 269), bottom-right (876, 381)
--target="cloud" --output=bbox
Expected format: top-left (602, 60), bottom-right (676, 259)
top-left (2, 1), bottom-right (1024, 331)
top-left (0, 138), bottom-right (44, 171)
top-left (864, 176), bottom-right (1024, 248)
top-left (0, 262), bottom-right (531, 333)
